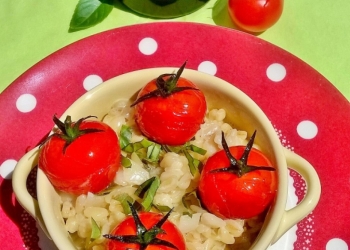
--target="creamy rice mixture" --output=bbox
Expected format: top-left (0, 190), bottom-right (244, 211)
top-left (59, 99), bottom-right (264, 250)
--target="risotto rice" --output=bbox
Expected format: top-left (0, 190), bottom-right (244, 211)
top-left (59, 99), bottom-right (264, 250)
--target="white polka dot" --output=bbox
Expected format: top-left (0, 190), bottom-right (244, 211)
top-left (0, 159), bottom-right (17, 179)
top-left (139, 37), bottom-right (158, 55)
top-left (266, 63), bottom-right (287, 82)
top-left (297, 120), bottom-right (318, 139)
top-left (16, 94), bottom-right (37, 113)
top-left (326, 238), bottom-right (348, 250)
top-left (83, 74), bottom-right (103, 91)
top-left (198, 61), bottom-right (217, 75)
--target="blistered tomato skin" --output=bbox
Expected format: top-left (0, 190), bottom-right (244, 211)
top-left (134, 77), bottom-right (207, 146)
top-left (106, 212), bottom-right (186, 250)
top-left (228, 0), bottom-right (283, 33)
top-left (39, 121), bottom-right (121, 195)
top-left (198, 146), bottom-right (277, 219)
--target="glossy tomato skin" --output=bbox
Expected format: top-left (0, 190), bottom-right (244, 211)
top-left (228, 0), bottom-right (283, 33)
top-left (134, 77), bottom-right (207, 146)
top-left (198, 146), bottom-right (277, 219)
top-left (106, 212), bottom-right (186, 250)
top-left (39, 121), bottom-right (121, 195)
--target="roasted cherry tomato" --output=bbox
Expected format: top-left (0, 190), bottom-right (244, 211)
top-left (132, 62), bottom-right (207, 146)
top-left (104, 203), bottom-right (186, 250)
top-left (38, 115), bottom-right (121, 195)
top-left (198, 131), bottom-right (277, 219)
top-left (228, 0), bottom-right (283, 33)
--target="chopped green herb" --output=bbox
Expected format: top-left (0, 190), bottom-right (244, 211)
top-left (183, 150), bottom-right (200, 176)
top-left (153, 204), bottom-right (172, 213)
top-left (146, 143), bottom-right (161, 162)
top-left (135, 177), bottom-right (160, 211)
top-left (182, 211), bottom-right (193, 217)
top-left (182, 190), bottom-right (201, 209)
top-left (163, 144), bottom-right (182, 153)
top-left (188, 144), bottom-right (207, 155)
top-left (120, 125), bottom-right (133, 149)
top-left (114, 193), bottom-right (134, 214)
top-left (163, 143), bottom-right (206, 175)
top-left (141, 177), bottom-right (160, 211)
top-left (135, 177), bottom-right (156, 197)
top-left (121, 155), bottom-right (132, 168)
top-left (90, 217), bottom-right (101, 240)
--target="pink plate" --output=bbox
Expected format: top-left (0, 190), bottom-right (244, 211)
top-left (0, 22), bottom-right (349, 250)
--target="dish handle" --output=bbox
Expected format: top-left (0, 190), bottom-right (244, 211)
top-left (12, 147), bottom-right (51, 239)
top-left (271, 148), bottom-right (321, 243)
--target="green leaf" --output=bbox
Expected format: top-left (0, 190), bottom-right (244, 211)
top-left (113, 193), bottom-right (134, 214)
top-left (141, 177), bottom-right (160, 211)
top-left (182, 191), bottom-right (201, 209)
top-left (146, 143), bottom-right (161, 162)
top-left (124, 138), bottom-right (155, 153)
top-left (135, 177), bottom-right (156, 197)
top-left (188, 144), bottom-right (207, 155)
top-left (121, 155), bottom-right (132, 168)
top-left (119, 125), bottom-right (133, 149)
top-left (90, 217), bottom-right (101, 240)
top-left (183, 150), bottom-right (199, 176)
top-left (153, 204), bottom-right (172, 212)
top-left (69, 0), bottom-right (114, 32)
top-left (135, 177), bottom-right (160, 211)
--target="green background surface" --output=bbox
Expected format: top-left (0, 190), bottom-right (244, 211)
top-left (1, 0), bottom-right (349, 100)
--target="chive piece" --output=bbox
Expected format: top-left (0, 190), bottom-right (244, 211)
top-left (90, 217), bottom-right (101, 240)
top-left (141, 177), bottom-right (160, 211)
top-left (120, 125), bottom-right (132, 149)
top-left (121, 155), bottom-right (132, 168)
top-left (114, 193), bottom-right (134, 215)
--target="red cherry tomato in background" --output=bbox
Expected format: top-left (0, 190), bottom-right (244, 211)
top-left (39, 116), bottom-right (121, 195)
top-left (106, 212), bottom-right (186, 250)
top-left (133, 66), bottom-right (207, 146)
top-left (198, 146), bottom-right (277, 219)
top-left (228, 0), bottom-right (284, 33)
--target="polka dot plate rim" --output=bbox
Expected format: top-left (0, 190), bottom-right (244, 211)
top-left (0, 22), bottom-right (349, 250)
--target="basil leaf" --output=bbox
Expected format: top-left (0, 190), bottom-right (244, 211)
top-left (146, 143), bottom-right (161, 162)
top-left (183, 150), bottom-right (199, 176)
top-left (182, 191), bottom-right (201, 209)
top-left (141, 176), bottom-right (160, 211)
top-left (121, 155), bottom-right (132, 168)
top-left (69, 0), bottom-right (114, 32)
top-left (188, 144), bottom-right (207, 155)
top-left (90, 217), bottom-right (101, 240)
top-left (153, 204), bottom-right (172, 212)
top-left (113, 193), bottom-right (134, 215)
top-left (119, 125), bottom-right (133, 149)
top-left (135, 177), bottom-right (156, 198)
top-left (135, 177), bottom-right (160, 211)
top-left (124, 138), bottom-right (155, 153)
